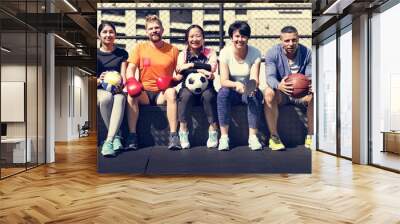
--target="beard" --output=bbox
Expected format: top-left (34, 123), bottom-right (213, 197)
top-left (150, 33), bottom-right (162, 42)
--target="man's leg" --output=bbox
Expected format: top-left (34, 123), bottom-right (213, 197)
top-left (299, 93), bottom-right (314, 148)
top-left (125, 91), bottom-right (149, 149)
top-left (126, 91), bottom-right (149, 133)
top-left (157, 87), bottom-right (180, 149)
top-left (158, 87), bottom-right (178, 133)
top-left (305, 94), bottom-right (314, 135)
top-left (263, 87), bottom-right (281, 136)
top-left (263, 87), bottom-right (285, 150)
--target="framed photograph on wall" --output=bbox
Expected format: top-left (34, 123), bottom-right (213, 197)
top-left (96, 2), bottom-right (313, 174)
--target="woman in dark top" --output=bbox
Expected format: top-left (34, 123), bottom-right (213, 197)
top-left (175, 24), bottom-right (219, 149)
top-left (97, 22), bottom-right (128, 157)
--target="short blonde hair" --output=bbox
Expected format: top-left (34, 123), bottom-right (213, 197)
top-left (145, 15), bottom-right (163, 29)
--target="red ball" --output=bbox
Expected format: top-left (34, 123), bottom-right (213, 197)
top-left (286, 73), bottom-right (310, 98)
top-left (126, 78), bottom-right (142, 97)
top-left (156, 75), bottom-right (172, 91)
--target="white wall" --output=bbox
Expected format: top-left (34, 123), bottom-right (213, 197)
top-left (55, 66), bottom-right (89, 141)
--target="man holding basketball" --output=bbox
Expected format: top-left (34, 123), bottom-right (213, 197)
top-left (263, 26), bottom-right (313, 150)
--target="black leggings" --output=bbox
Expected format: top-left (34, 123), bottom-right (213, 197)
top-left (178, 87), bottom-right (217, 125)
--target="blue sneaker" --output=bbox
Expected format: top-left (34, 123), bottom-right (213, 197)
top-left (218, 135), bottom-right (230, 151)
top-left (101, 140), bottom-right (115, 157)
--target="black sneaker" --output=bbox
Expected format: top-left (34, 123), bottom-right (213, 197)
top-left (125, 133), bottom-right (138, 150)
top-left (168, 133), bottom-right (181, 150)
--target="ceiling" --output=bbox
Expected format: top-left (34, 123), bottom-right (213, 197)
top-left (0, 0), bottom-right (393, 73)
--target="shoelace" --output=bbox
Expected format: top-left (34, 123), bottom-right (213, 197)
top-left (271, 136), bottom-right (282, 143)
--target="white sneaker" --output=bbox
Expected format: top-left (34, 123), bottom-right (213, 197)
top-left (207, 130), bottom-right (218, 148)
top-left (218, 135), bottom-right (230, 151)
top-left (248, 134), bottom-right (262, 151)
top-left (179, 131), bottom-right (190, 149)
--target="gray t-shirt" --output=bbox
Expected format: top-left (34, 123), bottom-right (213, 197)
top-left (219, 45), bottom-right (261, 83)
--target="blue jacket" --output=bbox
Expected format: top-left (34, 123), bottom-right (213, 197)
top-left (265, 44), bottom-right (312, 89)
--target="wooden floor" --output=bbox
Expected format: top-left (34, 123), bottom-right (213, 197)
top-left (1, 135), bottom-right (400, 223)
top-left (372, 150), bottom-right (400, 171)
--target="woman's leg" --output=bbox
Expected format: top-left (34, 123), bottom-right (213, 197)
top-left (178, 88), bottom-right (195, 132)
top-left (107, 94), bottom-right (126, 150)
top-left (201, 88), bottom-right (218, 148)
top-left (242, 89), bottom-right (263, 150)
top-left (217, 87), bottom-right (243, 150)
top-left (97, 89), bottom-right (113, 129)
top-left (177, 88), bottom-right (194, 149)
top-left (217, 87), bottom-right (232, 137)
top-left (97, 89), bottom-right (115, 156)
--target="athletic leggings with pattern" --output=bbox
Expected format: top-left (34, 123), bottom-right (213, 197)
top-left (217, 87), bottom-right (263, 129)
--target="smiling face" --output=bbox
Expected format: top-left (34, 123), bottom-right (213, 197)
top-left (99, 25), bottom-right (116, 46)
top-left (187, 27), bottom-right (204, 51)
top-left (231, 30), bottom-right (249, 49)
top-left (280, 32), bottom-right (299, 55)
top-left (146, 21), bottom-right (164, 43)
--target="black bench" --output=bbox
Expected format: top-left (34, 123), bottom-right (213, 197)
top-left (97, 104), bottom-right (310, 174)
top-left (97, 104), bottom-right (308, 148)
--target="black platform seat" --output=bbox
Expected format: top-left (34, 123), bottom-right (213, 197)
top-left (97, 104), bottom-right (308, 148)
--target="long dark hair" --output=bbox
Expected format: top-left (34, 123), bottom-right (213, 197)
top-left (184, 24), bottom-right (205, 44)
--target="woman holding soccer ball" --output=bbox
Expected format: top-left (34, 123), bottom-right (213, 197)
top-left (97, 22), bottom-right (128, 156)
top-left (175, 24), bottom-right (219, 149)
top-left (217, 21), bottom-right (263, 151)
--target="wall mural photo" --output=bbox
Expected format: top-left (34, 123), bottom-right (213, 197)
top-left (96, 2), bottom-right (313, 174)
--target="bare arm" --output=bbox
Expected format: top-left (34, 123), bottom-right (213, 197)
top-left (175, 51), bottom-right (193, 81)
top-left (125, 63), bottom-right (137, 80)
top-left (220, 62), bottom-right (235, 88)
top-left (249, 57), bottom-right (261, 86)
top-left (120, 61), bottom-right (128, 84)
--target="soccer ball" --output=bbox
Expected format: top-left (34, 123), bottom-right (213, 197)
top-left (185, 73), bottom-right (208, 94)
top-left (102, 71), bottom-right (122, 93)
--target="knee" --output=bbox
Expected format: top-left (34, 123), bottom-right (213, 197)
top-left (114, 94), bottom-right (126, 104)
top-left (264, 88), bottom-right (275, 101)
top-left (98, 92), bottom-right (113, 107)
top-left (127, 94), bottom-right (138, 105)
top-left (165, 88), bottom-right (177, 102)
top-left (202, 89), bottom-right (216, 104)
top-left (264, 88), bottom-right (278, 108)
top-left (179, 88), bottom-right (193, 103)
top-left (217, 87), bottom-right (230, 100)
top-left (249, 91), bottom-right (263, 107)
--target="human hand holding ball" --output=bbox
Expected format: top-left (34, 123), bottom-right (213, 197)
top-left (285, 73), bottom-right (311, 98)
top-left (101, 71), bottom-right (122, 93)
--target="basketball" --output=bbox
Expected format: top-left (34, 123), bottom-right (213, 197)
top-left (286, 73), bottom-right (310, 98)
